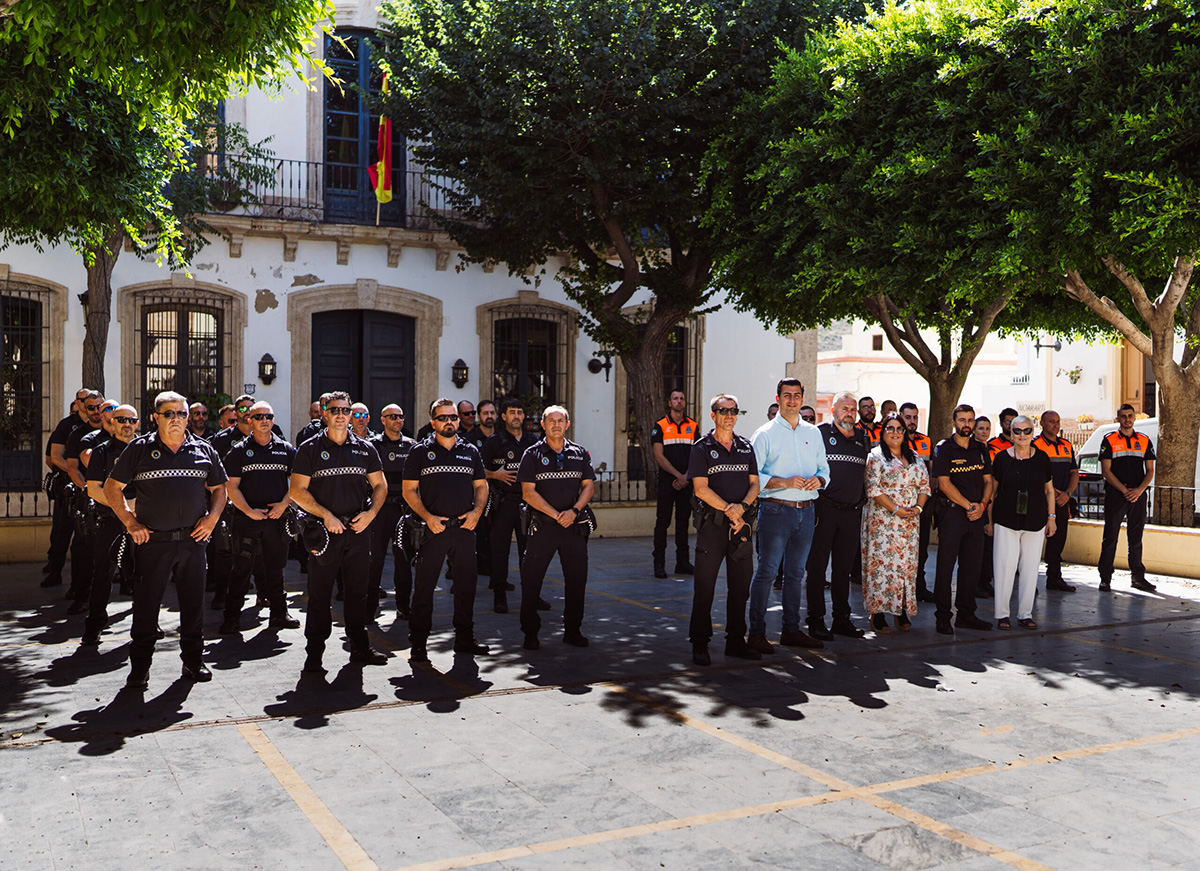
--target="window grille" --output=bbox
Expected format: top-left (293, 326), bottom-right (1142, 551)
top-left (490, 304), bottom-right (573, 417)
top-left (0, 280), bottom-right (50, 491)
top-left (134, 291), bottom-right (231, 422)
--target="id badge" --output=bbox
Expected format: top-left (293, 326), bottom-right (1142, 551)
top-left (1015, 490), bottom-right (1028, 515)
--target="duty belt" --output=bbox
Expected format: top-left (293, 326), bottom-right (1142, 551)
top-left (760, 497), bottom-right (814, 509)
top-left (818, 494), bottom-right (866, 511)
top-left (146, 527), bottom-right (192, 542)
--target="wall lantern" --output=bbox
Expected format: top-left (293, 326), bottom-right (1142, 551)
top-left (451, 358), bottom-right (470, 389)
top-left (258, 353), bottom-right (278, 385)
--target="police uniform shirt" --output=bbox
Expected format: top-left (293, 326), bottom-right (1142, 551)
top-left (46, 414), bottom-right (84, 458)
top-left (517, 439), bottom-right (596, 512)
top-left (210, 422), bottom-right (283, 458)
top-left (686, 431), bottom-right (758, 505)
top-left (931, 436), bottom-right (992, 504)
top-left (369, 432), bottom-right (416, 504)
top-left (224, 434), bottom-right (297, 509)
top-left (292, 432), bottom-right (382, 518)
top-left (295, 419), bottom-right (323, 448)
top-left (462, 425), bottom-right (490, 452)
top-left (1032, 433), bottom-right (1078, 492)
top-left (1098, 429), bottom-right (1155, 492)
top-left (64, 423), bottom-right (102, 463)
top-left (86, 438), bottom-right (134, 516)
top-left (651, 414), bottom-right (700, 473)
top-left (403, 437), bottom-right (485, 518)
top-left (816, 422), bottom-right (869, 504)
top-left (482, 430), bottom-right (539, 497)
top-left (107, 432), bottom-right (228, 531)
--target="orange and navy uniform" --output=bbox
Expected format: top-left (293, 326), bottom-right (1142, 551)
top-left (855, 420), bottom-right (881, 447)
top-left (1098, 429), bottom-right (1155, 493)
top-left (1032, 433), bottom-right (1078, 493)
top-left (987, 434), bottom-right (1013, 461)
top-left (909, 430), bottom-right (931, 462)
top-left (651, 414), bottom-right (700, 475)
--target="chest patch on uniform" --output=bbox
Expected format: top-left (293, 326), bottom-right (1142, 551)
top-left (321, 451), bottom-right (329, 460)
top-left (507, 451), bottom-right (514, 459)
top-left (428, 451), bottom-right (436, 459)
top-left (542, 455), bottom-right (550, 465)
top-left (711, 449), bottom-right (719, 459)
top-left (389, 453), bottom-right (395, 461)
top-left (830, 437), bottom-right (837, 445)
top-left (151, 449), bottom-right (160, 460)
top-left (246, 449), bottom-right (254, 457)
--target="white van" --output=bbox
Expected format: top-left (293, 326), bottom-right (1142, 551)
top-left (1075, 418), bottom-right (1200, 521)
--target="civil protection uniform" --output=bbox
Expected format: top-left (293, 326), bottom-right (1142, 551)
top-left (43, 413), bottom-right (86, 586)
top-left (1098, 429), bottom-right (1154, 587)
top-left (855, 420), bottom-right (881, 448)
top-left (652, 413), bottom-right (700, 572)
top-left (402, 437), bottom-right (486, 649)
top-left (909, 431), bottom-right (934, 597)
top-left (292, 431), bottom-right (382, 660)
top-left (805, 423), bottom-right (869, 632)
top-left (1032, 432), bottom-right (1078, 588)
top-left (106, 431), bottom-right (227, 673)
top-left (62, 423), bottom-right (102, 597)
top-left (980, 434), bottom-right (1013, 588)
top-left (483, 428), bottom-right (539, 591)
top-left (516, 438), bottom-right (595, 641)
top-left (686, 431), bottom-right (758, 646)
top-left (368, 431), bottom-right (416, 613)
top-left (82, 436), bottom-right (133, 640)
top-left (930, 436), bottom-right (992, 622)
top-left (222, 433), bottom-right (297, 625)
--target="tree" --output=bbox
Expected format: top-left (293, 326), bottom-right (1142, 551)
top-left (378, 0), bottom-right (864, 477)
top-left (708, 0), bottom-right (1095, 439)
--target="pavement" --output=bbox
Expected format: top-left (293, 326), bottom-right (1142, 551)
top-left (3, 536), bottom-right (1200, 871)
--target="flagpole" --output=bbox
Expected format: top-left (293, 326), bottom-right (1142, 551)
top-left (376, 200), bottom-right (381, 227)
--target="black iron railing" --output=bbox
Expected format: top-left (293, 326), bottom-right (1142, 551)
top-left (591, 471), bottom-right (654, 504)
top-left (1074, 481), bottom-right (1197, 528)
top-left (2, 488), bottom-right (51, 518)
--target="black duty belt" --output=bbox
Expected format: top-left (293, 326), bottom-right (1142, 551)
top-left (146, 528), bottom-right (192, 542)
top-left (759, 497), bottom-right (814, 509)
top-left (819, 495), bottom-right (866, 511)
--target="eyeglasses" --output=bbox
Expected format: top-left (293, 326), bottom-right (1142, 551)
top-left (113, 416), bottom-right (139, 425)
top-left (434, 414), bottom-right (459, 422)
top-left (883, 426), bottom-right (905, 434)
top-left (351, 412), bottom-right (369, 419)
top-left (714, 407), bottom-right (741, 416)
top-left (250, 413), bottom-right (275, 421)
top-left (327, 407), bottom-right (352, 416)
top-left (157, 410), bottom-right (188, 420)
top-left (382, 413), bottom-right (404, 420)
top-left (236, 405), bottom-right (252, 413)
top-left (1012, 427), bottom-right (1034, 435)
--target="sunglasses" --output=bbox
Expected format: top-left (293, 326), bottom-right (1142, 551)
top-left (351, 412), bottom-right (369, 419)
top-left (884, 426), bottom-right (905, 434)
top-left (113, 416), bottom-right (139, 425)
top-left (327, 407), bottom-right (352, 416)
top-left (250, 413), bottom-right (275, 421)
top-left (236, 405), bottom-right (252, 413)
top-left (84, 403), bottom-right (102, 411)
top-left (193, 411), bottom-right (209, 417)
top-left (1012, 427), bottom-right (1034, 435)
top-left (434, 414), bottom-right (459, 422)
top-left (382, 413), bottom-right (404, 420)
top-left (714, 407), bottom-right (741, 416)
top-left (158, 410), bottom-right (188, 420)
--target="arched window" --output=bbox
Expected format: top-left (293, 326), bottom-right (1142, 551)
top-left (0, 281), bottom-right (49, 490)
top-left (477, 293), bottom-right (578, 419)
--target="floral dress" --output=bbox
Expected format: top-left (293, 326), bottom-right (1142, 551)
top-left (862, 446), bottom-right (930, 616)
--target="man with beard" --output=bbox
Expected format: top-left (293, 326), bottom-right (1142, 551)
top-left (368, 404), bottom-right (417, 618)
top-left (482, 398), bottom-right (541, 612)
top-left (1033, 410), bottom-right (1080, 592)
top-left (900, 402), bottom-right (936, 603)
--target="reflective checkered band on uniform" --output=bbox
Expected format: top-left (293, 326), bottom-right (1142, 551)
top-left (310, 466), bottom-right (366, 478)
top-left (706, 464), bottom-right (750, 475)
top-left (535, 470), bottom-right (584, 480)
top-left (421, 465), bottom-right (474, 475)
top-left (662, 436), bottom-right (693, 445)
top-left (241, 463), bottom-right (289, 473)
top-left (825, 454), bottom-right (866, 465)
top-left (133, 468), bottom-right (209, 482)
top-left (1108, 449), bottom-right (1146, 458)
top-left (505, 462), bottom-right (521, 471)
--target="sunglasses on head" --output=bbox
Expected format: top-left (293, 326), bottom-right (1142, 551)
top-left (1012, 427), bottom-right (1034, 435)
top-left (434, 414), bottom-right (459, 422)
top-left (351, 412), bottom-right (369, 419)
top-left (157, 410), bottom-right (188, 420)
top-left (113, 416), bottom-right (139, 425)
top-left (250, 413), bottom-right (275, 421)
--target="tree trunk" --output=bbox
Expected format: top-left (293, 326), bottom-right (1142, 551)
top-left (1147, 367), bottom-right (1200, 526)
top-left (926, 372), bottom-right (968, 445)
top-left (81, 232), bottom-right (123, 393)
top-left (620, 326), bottom-right (671, 490)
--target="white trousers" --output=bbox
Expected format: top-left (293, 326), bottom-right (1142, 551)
top-left (992, 523), bottom-right (1044, 620)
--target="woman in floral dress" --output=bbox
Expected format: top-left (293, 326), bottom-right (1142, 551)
top-left (862, 412), bottom-right (931, 632)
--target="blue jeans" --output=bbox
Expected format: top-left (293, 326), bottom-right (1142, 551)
top-left (749, 500), bottom-right (816, 635)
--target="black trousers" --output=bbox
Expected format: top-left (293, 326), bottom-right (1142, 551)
top-left (210, 507), bottom-right (234, 600)
top-left (916, 501), bottom-right (933, 593)
top-left (131, 537), bottom-right (207, 668)
top-left (520, 520), bottom-right (588, 638)
top-left (369, 501), bottom-right (412, 609)
top-left (411, 525), bottom-right (477, 644)
top-left (805, 500), bottom-right (863, 625)
top-left (225, 514), bottom-right (289, 621)
top-left (653, 474), bottom-right (692, 565)
top-left (489, 497), bottom-right (526, 587)
top-left (689, 519), bottom-right (753, 644)
top-left (1099, 492), bottom-right (1147, 582)
top-left (45, 491), bottom-right (75, 579)
top-left (67, 493), bottom-right (94, 594)
top-left (1044, 501), bottom-right (1071, 583)
top-left (83, 514), bottom-right (125, 638)
top-left (980, 530), bottom-right (995, 583)
top-left (306, 529), bottom-right (371, 655)
top-left (934, 506), bottom-right (984, 621)
top-left (475, 513), bottom-right (493, 576)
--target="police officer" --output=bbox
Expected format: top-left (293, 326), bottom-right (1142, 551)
top-left (980, 407), bottom-right (1018, 597)
top-left (289, 391), bottom-right (389, 673)
top-left (1098, 403), bottom-right (1156, 593)
top-left (900, 402), bottom-right (936, 603)
top-left (464, 400), bottom-right (497, 449)
top-left (61, 390), bottom-right (106, 603)
top-left (295, 396), bottom-right (329, 447)
top-left (931, 404), bottom-right (995, 635)
top-left (462, 399), bottom-right (496, 577)
top-left (350, 402), bottom-right (375, 439)
top-left (517, 406), bottom-right (596, 651)
top-left (805, 392), bottom-right (868, 641)
top-left (42, 387), bottom-right (91, 588)
top-left (483, 398), bottom-right (540, 612)
top-left (686, 393), bottom-right (761, 666)
top-left (651, 389), bottom-right (700, 578)
top-left (402, 398), bottom-right (490, 662)
top-left (188, 402), bottom-right (213, 439)
top-left (221, 401), bottom-right (300, 633)
top-left (1034, 410), bottom-right (1080, 593)
top-left (368, 404), bottom-right (416, 619)
top-left (208, 393), bottom-right (259, 610)
top-left (104, 391), bottom-right (228, 688)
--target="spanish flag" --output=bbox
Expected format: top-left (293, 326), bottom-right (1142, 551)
top-left (367, 74), bottom-right (393, 205)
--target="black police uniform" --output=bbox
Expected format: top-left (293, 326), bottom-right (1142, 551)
top-left (367, 431), bottom-right (417, 614)
top-left (930, 436), bottom-right (992, 622)
top-left (44, 413), bottom-right (86, 586)
top-left (295, 418), bottom-right (323, 447)
top-left (462, 424), bottom-right (494, 576)
top-left (483, 429), bottom-right (539, 595)
top-left (403, 437), bottom-right (486, 651)
top-left (62, 423), bottom-right (102, 597)
top-left (222, 433), bottom-right (297, 625)
top-left (1098, 429), bottom-right (1155, 587)
top-left (206, 424), bottom-right (256, 606)
top-left (652, 414), bottom-right (701, 572)
top-left (67, 427), bottom-right (116, 607)
top-left (1033, 432), bottom-right (1079, 588)
top-left (82, 436), bottom-right (133, 641)
top-left (107, 431), bottom-right (227, 674)
top-left (292, 432), bottom-right (383, 661)
top-left (686, 431), bottom-right (758, 647)
top-left (516, 438), bottom-right (595, 642)
top-left (805, 423), bottom-right (870, 632)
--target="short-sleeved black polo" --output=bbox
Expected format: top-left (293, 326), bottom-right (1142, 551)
top-left (462, 425), bottom-right (490, 452)
top-left (482, 430), bottom-right (539, 499)
top-left (369, 432), bottom-right (416, 504)
top-left (64, 423), bottom-right (102, 463)
top-left (816, 422), bottom-right (869, 504)
top-left (516, 439), bottom-right (595, 512)
top-left (107, 431), bottom-right (227, 530)
top-left (292, 431), bottom-right (382, 517)
top-left (403, 436), bottom-right (484, 518)
top-left (209, 424), bottom-right (254, 459)
top-left (295, 419), bottom-right (322, 447)
top-left (79, 428), bottom-right (115, 469)
top-left (46, 414), bottom-right (83, 457)
top-left (931, 436), bottom-right (992, 504)
top-left (1098, 429), bottom-right (1155, 492)
top-left (224, 434), bottom-right (296, 509)
top-left (686, 431), bottom-right (758, 505)
top-left (86, 438), bottom-right (134, 515)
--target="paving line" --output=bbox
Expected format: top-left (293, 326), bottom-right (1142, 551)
top-left (238, 723), bottom-right (378, 871)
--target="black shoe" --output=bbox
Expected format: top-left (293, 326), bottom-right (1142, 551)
top-left (408, 645), bottom-right (429, 664)
top-left (396, 606), bottom-right (411, 621)
top-left (255, 596), bottom-right (270, 609)
top-left (563, 631), bottom-right (589, 648)
top-left (66, 599), bottom-right (88, 615)
top-left (219, 618), bottom-right (241, 635)
top-left (1046, 579), bottom-right (1077, 592)
top-left (1131, 578), bottom-right (1158, 592)
top-left (503, 582), bottom-right (515, 591)
top-left (674, 562), bottom-right (695, 575)
top-left (1099, 579), bottom-right (1112, 592)
top-left (523, 634), bottom-right (540, 651)
top-left (935, 618), bottom-right (955, 636)
top-left (692, 644), bottom-right (711, 666)
top-left (126, 666), bottom-right (150, 689)
top-left (916, 588), bottom-right (936, 603)
top-left (64, 586), bottom-right (82, 601)
top-left (723, 640), bottom-right (762, 661)
top-left (454, 637), bottom-right (490, 656)
top-left (269, 613), bottom-right (301, 629)
top-left (976, 584), bottom-right (994, 599)
top-left (773, 578), bottom-right (783, 591)
top-left (40, 575), bottom-right (63, 588)
top-left (536, 597), bottom-right (551, 611)
top-left (955, 614), bottom-right (993, 631)
top-left (493, 594), bottom-right (509, 614)
top-left (181, 662), bottom-right (212, 682)
top-left (80, 633), bottom-right (101, 647)
top-left (41, 561), bottom-right (52, 574)
top-left (302, 654), bottom-right (326, 674)
top-left (349, 647), bottom-right (388, 665)
top-left (210, 596), bottom-right (226, 611)
top-left (807, 621), bottom-right (835, 642)
top-left (654, 566), bottom-right (668, 579)
top-left (831, 618), bottom-right (866, 639)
